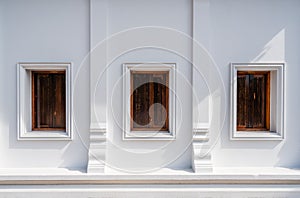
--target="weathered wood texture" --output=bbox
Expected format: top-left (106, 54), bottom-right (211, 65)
top-left (32, 71), bottom-right (66, 131)
top-left (131, 71), bottom-right (169, 131)
top-left (237, 71), bottom-right (270, 131)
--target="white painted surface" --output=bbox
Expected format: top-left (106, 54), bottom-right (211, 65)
top-left (0, 167), bottom-right (300, 196)
top-left (0, 0), bottom-right (299, 178)
top-left (208, 0), bottom-right (300, 168)
top-left (105, 0), bottom-right (193, 172)
top-left (88, 0), bottom-right (108, 174)
top-left (0, 185), bottom-right (300, 198)
top-left (0, 0), bottom-right (90, 169)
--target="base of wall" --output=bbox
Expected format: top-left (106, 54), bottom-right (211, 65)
top-left (192, 153), bottom-right (213, 173)
top-left (0, 184), bottom-right (300, 198)
top-left (1, 167), bottom-right (300, 197)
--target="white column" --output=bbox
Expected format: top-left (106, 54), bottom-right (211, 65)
top-left (192, 0), bottom-right (213, 173)
top-left (87, 0), bottom-right (108, 173)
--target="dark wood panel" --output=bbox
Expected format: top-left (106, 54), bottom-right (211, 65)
top-left (237, 75), bottom-right (248, 128)
top-left (250, 74), bottom-right (266, 128)
top-left (237, 71), bottom-right (270, 131)
top-left (32, 71), bottom-right (66, 131)
top-left (52, 73), bottom-right (66, 128)
top-left (132, 74), bottom-right (150, 128)
top-left (131, 71), bottom-right (169, 131)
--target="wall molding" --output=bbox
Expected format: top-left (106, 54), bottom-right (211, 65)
top-left (122, 63), bottom-right (176, 140)
top-left (192, 0), bottom-right (213, 173)
top-left (192, 126), bottom-right (212, 173)
top-left (87, 123), bottom-right (107, 173)
top-left (87, 0), bottom-right (108, 173)
top-left (1, 167), bottom-right (300, 184)
top-left (230, 63), bottom-right (285, 140)
top-left (87, 0), bottom-right (215, 173)
top-left (17, 62), bottom-right (72, 141)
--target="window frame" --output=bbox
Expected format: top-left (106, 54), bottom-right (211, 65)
top-left (230, 63), bottom-right (285, 140)
top-left (123, 63), bottom-right (176, 140)
top-left (17, 63), bottom-right (72, 140)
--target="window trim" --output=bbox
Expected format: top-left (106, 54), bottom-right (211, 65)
top-left (17, 63), bottom-right (72, 140)
top-left (123, 63), bottom-right (176, 140)
top-left (230, 63), bottom-right (285, 140)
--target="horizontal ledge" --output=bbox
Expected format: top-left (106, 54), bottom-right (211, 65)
top-left (0, 168), bottom-right (300, 185)
top-left (90, 129), bottom-right (106, 133)
top-left (123, 132), bottom-right (175, 140)
top-left (0, 179), bottom-right (300, 185)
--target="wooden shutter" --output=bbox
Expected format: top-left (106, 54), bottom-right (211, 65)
top-left (152, 74), bottom-right (169, 130)
top-left (131, 71), bottom-right (169, 131)
top-left (132, 73), bottom-right (151, 128)
top-left (237, 71), bottom-right (270, 131)
top-left (32, 71), bottom-right (66, 130)
top-left (237, 74), bottom-right (249, 128)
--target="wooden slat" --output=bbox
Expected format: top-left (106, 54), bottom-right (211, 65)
top-left (265, 72), bottom-right (270, 130)
top-left (237, 75), bottom-right (247, 128)
top-left (52, 74), bottom-right (66, 128)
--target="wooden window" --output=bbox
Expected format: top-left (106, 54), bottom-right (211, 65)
top-left (130, 71), bottom-right (169, 131)
top-left (32, 71), bottom-right (66, 131)
top-left (237, 71), bottom-right (270, 131)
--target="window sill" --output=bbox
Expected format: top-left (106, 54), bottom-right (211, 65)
top-left (232, 131), bottom-right (283, 140)
top-left (123, 131), bottom-right (175, 140)
top-left (18, 131), bottom-right (72, 141)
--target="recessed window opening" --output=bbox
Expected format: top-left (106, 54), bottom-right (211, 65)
top-left (32, 71), bottom-right (66, 131)
top-left (237, 71), bottom-right (270, 131)
top-left (130, 71), bottom-right (169, 131)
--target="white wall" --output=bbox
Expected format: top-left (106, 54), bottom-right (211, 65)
top-left (0, 0), bottom-right (299, 171)
top-left (105, 0), bottom-right (193, 172)
top-left (207, 0), bottom-right (300, 168)
top-left (0, 0), bottom-right (90, 169)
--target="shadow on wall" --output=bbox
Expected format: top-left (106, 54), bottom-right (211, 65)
top-left (0, 0), bottom-right (90, 169)
top-left (276, 3), bottom-right (300, 168)
top-left (6, 60), bottom-right (90, 169)
top-left (0, 63), bottom-right (70, 167)
top-left (208, 0), bottom-right (300, 168)
top-left (7, 59), bottom-right (90, 169)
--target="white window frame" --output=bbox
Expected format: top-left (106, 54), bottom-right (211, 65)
top-left (230, 63), bottom-right (285, 140)
top-left (123, 63), bottom-right (176, 140)
top-left (17, 62), bottom-right (72, 140)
